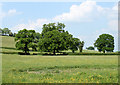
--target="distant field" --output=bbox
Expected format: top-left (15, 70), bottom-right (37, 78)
top-left (1, 36), bottom-right (22, 53)
top-left (2, 36), bottom-right (15, 48)
top-left (1, 36), bottom-right (119, 83)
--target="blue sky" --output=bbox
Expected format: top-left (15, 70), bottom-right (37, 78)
top-left (0, 1), bottom-right (118, 51)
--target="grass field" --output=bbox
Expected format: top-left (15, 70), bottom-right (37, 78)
top-left (1, 36), bottom-right (119, 83)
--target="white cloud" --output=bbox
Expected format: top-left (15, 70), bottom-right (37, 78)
top-left (108, 20), bottom-right (118, 31)
top-left (8, 9), bottom-right (16, 14)
top-left (11, 1), bottom-right (118, 32)
top-left (94, 3), bottom-right (118, 35)
top-left (11, 1), bottom-right (118, 33)
top-left (53, 1), bottom-right (109, 22)
top-left (0, 8), bottom-right (22, 21)
top-left (107, 4), bottom-right (118, 32)
top-left (8, 9), bottom-right (17, 15)
top-left (95, 4), bottom-right (118, 36)
top-left (11, 19), bottom-right (50, 32)
top-left (7, 9), bottom-right (22, 16)
top-left (12, 1), bottom-right (111, 32)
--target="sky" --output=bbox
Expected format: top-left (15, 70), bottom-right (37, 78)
top-left (0, 1), bottom-right (118, 51)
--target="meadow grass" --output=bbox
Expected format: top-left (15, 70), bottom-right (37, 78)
top-left (1, 36), bottom-right (119, 83)
top-left (2, 54), bottom-right (118, 83)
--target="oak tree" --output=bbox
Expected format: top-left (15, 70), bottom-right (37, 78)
top-left (38, 22), bottom-right (72, 54)
top-left (15, 29), bottom-right (35, 54)
top-left (94, 34), bottom-right (114, 53)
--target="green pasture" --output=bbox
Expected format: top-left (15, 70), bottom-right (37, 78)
top-left (1, 36), bottom-right (119, 83)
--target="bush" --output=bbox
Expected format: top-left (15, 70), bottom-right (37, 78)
top-left (86, 46), bottom-right (94, 50)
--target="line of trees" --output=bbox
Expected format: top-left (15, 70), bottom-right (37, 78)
top-left (0, 28), bottom-right (16, 37)
top-left (14, 22), bottom-right (114, 55)
top-left (15, 22), bottom-right (84, 55)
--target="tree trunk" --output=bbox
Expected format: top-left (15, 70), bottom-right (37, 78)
top-left (25, 42), bottom-right (28, 55)
top-left (57, 49), bottom-right (59, 53)
top-left (103, 50), bottom-right (105, 53)
top-left (53, 49), bottom-right (55, 55)
top-left (72, 50), bottom-right (74, 53)
top-left (25, 50), bottom-right (27, 55)
top-left (79, 46), bottom-right (83, 53)
top-left (80, 49), bottom-right (82, 52)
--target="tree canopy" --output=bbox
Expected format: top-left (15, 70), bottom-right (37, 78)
top-left (94, 34), bottom-right (114, 53)
top-left (69, 38), bottom-right (80, 53)
top-left (15, 29), bottom-right (36, 54)
top-left (0, 28), bottom-right (11, 35)
top-left (79, 41), bottom-right (84, 52)
top-left (38, 22), bottom-right (72, 54)
top-left (3, 28), bottom-right (11, 35)
top-left (9, 32), bottom-right (13, 37)
top-left (38, 22), bottom-right (85, 54)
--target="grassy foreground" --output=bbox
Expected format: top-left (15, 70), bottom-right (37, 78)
top-left (1, 36), bottom-right (118, 83)
top-left (2, 54), bottom-right (118, 83)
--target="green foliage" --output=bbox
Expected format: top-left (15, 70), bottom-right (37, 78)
top-left (28, 32), bottom-right (41, 51)
top-left (69, 38), bottom-right (80, 53)
top-left (94, 34), bottom-right (114, 53)
top-left (86, 46), bottom-right (94, 50)
top-left (79, 41), bottom-right (84, 52)
top-left (9, 32), bottom-right (13, 37)
top-left (35, 32), bottom-right (41, 40)
top-left (38, 22), bottom-right (85, 54)
top-left (38, 22), bottom-right (72, 54)
top-left (0, 28), bottom-right (3, 35)
top-left (0, 28), bottom-right (11, 35)
top-left (15, 29), bottom-right (36, 54)
top-left (3, 28), bottom-right (11, 35)
top-left (29, 42), bottom-right (37, 51)
top-left (13, 33), bottom-right (16, 37)
top-left (42, 23), bottom-right (65, 34)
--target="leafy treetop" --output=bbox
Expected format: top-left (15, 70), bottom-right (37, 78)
top-left (15, 29), bottom-right (36, 54)
top-left (94, 34), bottom-right (114, 53)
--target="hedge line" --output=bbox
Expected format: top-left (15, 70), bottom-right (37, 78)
top-left (39, 52), bottom-right (120, 55)
top-left (67, 52), bottom-right (120, 55)
top-left (1, 51), bottom-right (120, 55)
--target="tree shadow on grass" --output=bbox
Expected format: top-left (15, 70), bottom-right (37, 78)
top-left (41, 52), bottom-right (68, 56)
top-left (0, 47), bottom-right (16, 50)
top-left (0, 51), bottom-right (18, 54)
top-left (0, 47), bottom-right (19, 54)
